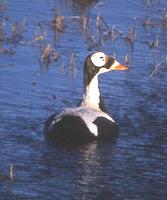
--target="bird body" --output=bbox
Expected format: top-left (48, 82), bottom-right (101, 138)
top-left (44, 52), bottom-right (128, 143)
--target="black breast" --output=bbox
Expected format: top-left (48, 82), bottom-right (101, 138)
top-left (44, 114), bottom-right (118, 144)
top-left (93, 117), bottom-right (118, 140)
top-left (44, 114), bottom-right (96, 144)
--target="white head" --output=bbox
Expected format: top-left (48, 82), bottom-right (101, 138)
top-left (82, 52), bottom-right (128, 110)
top-left (84, 51), bottom-right (128, 85)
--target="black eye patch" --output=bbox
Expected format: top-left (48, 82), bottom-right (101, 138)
top-left (105, 57), bottom-right (115, 69)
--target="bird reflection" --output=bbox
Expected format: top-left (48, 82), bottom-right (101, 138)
top-left (77, 140), bottom-right (116, 198)
top-left (78, 141), bottom-right (99, 195)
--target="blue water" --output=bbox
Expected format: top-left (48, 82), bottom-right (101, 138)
top-left (0, 0), bottom-right (167, 199)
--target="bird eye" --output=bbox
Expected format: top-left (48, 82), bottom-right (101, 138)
top-left (91, 52), bottom-right (106, 67)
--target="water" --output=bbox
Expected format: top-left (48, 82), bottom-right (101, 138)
top-left (0, 0), bottom-right (167, 199)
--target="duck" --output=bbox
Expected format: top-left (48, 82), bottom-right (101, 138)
top-left (44, 52), bottom-right (128, 144)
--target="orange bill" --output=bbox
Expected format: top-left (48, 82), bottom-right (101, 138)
top-left (111, 64), bottom-right (128, 71)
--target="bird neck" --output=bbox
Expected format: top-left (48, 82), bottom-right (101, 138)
top-left (81, 74), bottom-right (101, 110)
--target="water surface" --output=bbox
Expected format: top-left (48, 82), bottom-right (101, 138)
top-left (0, 0), bottom-right (167, 199)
